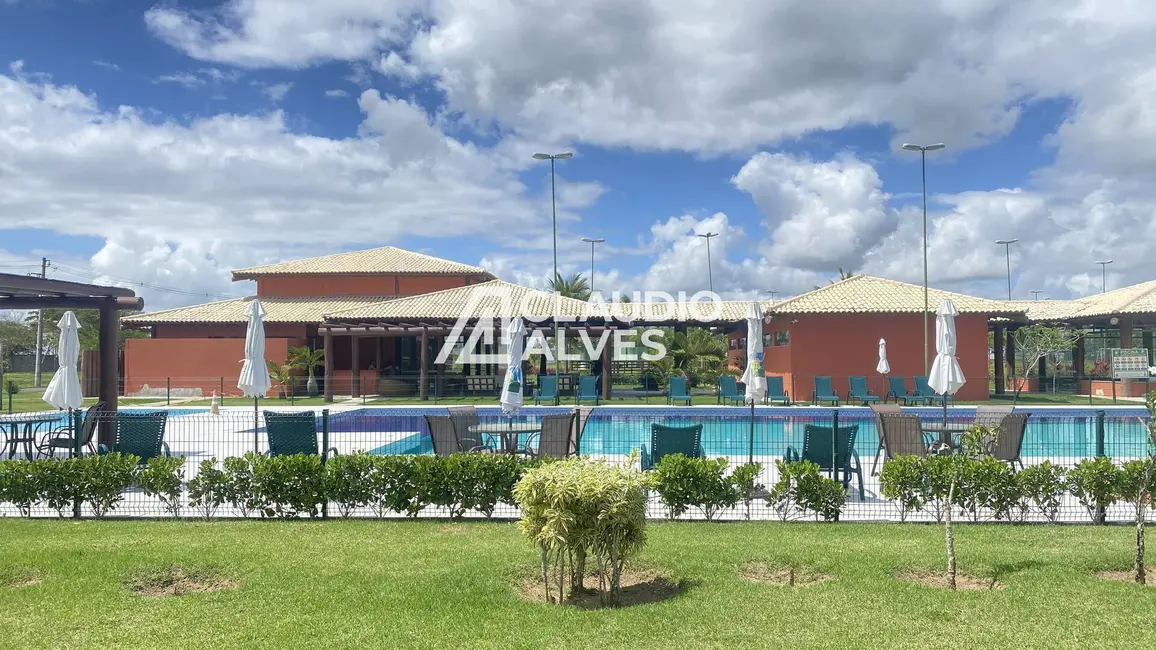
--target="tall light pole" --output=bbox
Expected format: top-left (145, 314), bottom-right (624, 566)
top-left (901, 142), bottom-right (946, 374)
top-left (533, 151), bottom-right (573, 377)
top-left (765, 289), bottom-right (778, 304)
top-left (580, 237), bottom-right (605, 293)
top-left (1030, 290), bottom-right (1044, 301)
top-left (995, 239), bottom-right (1018, 300)
top-left (1095, 260), bottom-right (1113, 293)
top-left (697, 232), bottom-right (718, 293)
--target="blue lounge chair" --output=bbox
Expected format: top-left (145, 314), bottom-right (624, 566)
top-left (576, 375), bottom-right (600, 405)
top-left (847, 376), bottom-right (880, 405)
top-left (812, 376), bottom-right (840, 406)
top-left (914, 376), bottom-right (950, 407)
top-left (534, 375), bottom-right (559, 405)
top-left (641, 423), bottom-right (704, 470)
top-left (264, 410), bottom-right (338, 459)
top-left (785, 424), bottom-right (864, 501)
top-left (885, 376), bottom-right (923, 405)
top-left (667, 376), bottom-right (692, 405)
top-left (717, 375), bottom-right (742, 405)
top-left (98, 411), bottom-right (170, 464)
top-left (765, 376), bottom-right (791, 405)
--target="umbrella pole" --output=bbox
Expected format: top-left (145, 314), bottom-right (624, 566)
top-left (748, 401), bottom-right (755, 465)
top-left (253, 396), bottom-right (259, 454)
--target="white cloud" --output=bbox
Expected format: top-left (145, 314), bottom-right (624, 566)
top-left (156, 71), bottom-right (205, 88)
top-left (259, 81), bottom-right (292, 102)
top-left (324, 89), bottom-right (349, 98)
top-left (92, 60), bottom-right (120, 72)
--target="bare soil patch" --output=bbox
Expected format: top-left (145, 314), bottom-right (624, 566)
top-left (516, 567), bottom-right (685, 609)
top-left (1096, 570), bottom-right (1156, 586)
top-left (124, 565), bottom-right (237, 597)
top-left (1, 567), bottom-right (42, 589)
top-left (739, 562), bottom-right (835, 587)
top-left (896, 569), bottom-right (1003, 591)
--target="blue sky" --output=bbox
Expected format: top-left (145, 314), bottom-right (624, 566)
top-left (1, 0), bottom-right (1152, 310)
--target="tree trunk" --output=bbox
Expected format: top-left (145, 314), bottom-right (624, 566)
top-left (571, 546), bottom-right (586, 593)
top-left (946, 478), bottom-right (957, 591)
top-left (307, 373), bottom-right (318, 397)
top-left (1136, 501), bottom-right (1147, 585)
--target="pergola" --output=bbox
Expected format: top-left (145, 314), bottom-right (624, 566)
top-left (0, 273), bottom-right (143, 445)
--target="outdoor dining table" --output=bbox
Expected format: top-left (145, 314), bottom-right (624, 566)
top-left (0, 414), bottom-right (62, 460)
top-left (467, 422), bottom-right (542, 455)
top-left (920, 420), bottom-right (973, 452)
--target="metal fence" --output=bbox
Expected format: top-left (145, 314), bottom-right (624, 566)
top-left (1, 404), bottom-right (1152, 522)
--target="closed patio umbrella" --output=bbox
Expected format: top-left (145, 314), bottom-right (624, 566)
top-left (876, 338), bottom-right (890, 375)
top-left (237, 299), bottom-right (271, 451)
top-left (928, 299), bottom-right (965, 432)
top-left (43, 311), bottom-right (83, 411)
top-left (500, 317), bottom-right (526, 416)
top-left (740, 302), bottom-right (767, 463)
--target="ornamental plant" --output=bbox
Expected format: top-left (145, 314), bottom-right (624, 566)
top-left (326, 452), bottom-right (375, 518)
top-left (880, 455), bottom-right (928, 522)
top-left (1067, 457), bottom-right (1121, 524)
top-left (253, 453), bottom-right (327, 519)
top-left (73, 453), bottom-right (140, 518)
top-left (188, 458), bottom-right (228, 520)
top-left (138, 455), bottom-right (185, 519)
top-left (1017, 461), bottom-right (1066, 522)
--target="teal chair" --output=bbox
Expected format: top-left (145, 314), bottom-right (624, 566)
top-left (534, 375), bottom-right (559, 405)
top-left (885, 376), bottom-right (923, 405)
top-left (764, 376), bottom-right (791, 405)
top-left (576, 375), bottom-right (600, 405)
top-left (98, 411), bottom-right (170, 464)
top-left (717, 375), bottom-right (742, 405)
top-left (914, 376), bottom-right (950, 406)
top-left (641, 423), bottom-right (704, 470)
top-left (847, 376), bottom-right (880, 405)
top-left (812, 376), bottom-right (840, 406)
top-left (667, 376), bottom-right (692, 405)
top-left (785, 424), bottom-right (863, 501)
top-left (264, 411), bottom-right (338, 458)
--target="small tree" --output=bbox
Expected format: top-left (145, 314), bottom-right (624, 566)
top-left (1121, 391), bottom-right (1156, 584)
top-left (289, 346), bottom-right (325, 397)
top-left (266, 361), bottom-right (294, 399)
top-left (1011, 325), bottom-right (1079, 401)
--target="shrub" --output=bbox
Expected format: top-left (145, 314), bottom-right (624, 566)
top-left (795, 465), bottom-right (847, 522)
top-left (1068, 457), bottom-right (1121, 523)
top-left (879, 455), bottom-right (927, 522)
top-left (138, 456), bottom-right (185, 518)
top-left (369, 455), bottom-right (422, 518)
top-left (1017, 461), bottom-right (1066, 522)
top-left (222, 453), bottom-right (263, 517)
top-left (74, 453), bottom-right (140, 518)
top-left (1117, 457), bottom-right (1156, 584)
top-left (954, 456), bottom-right (1020, 523)
top-left (920, 454), bottom-right (958, 523)
top-left (0, 460), bottom-right (41, 517)
top-left (253, 453), bottom-right (326, 519)
top-left (514, 457), bottom-right (651, 606)
top-left (451, 453), bottom-right (522, 519)
top-left (730, 462), bottom-right (764, 520)
top-left (654, 454), bottom-right (739, 520)
top-left (326, 452), bottom-right (375, 518)
top-left (188, 458), bottom-right (228, 520)
top-left (766, 459), bottom-right (813, 521)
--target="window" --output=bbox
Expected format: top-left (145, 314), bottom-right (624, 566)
top-left (762, 333), bottom-right (772, 348)
top-left (775, 330), bottom-right (790, 346)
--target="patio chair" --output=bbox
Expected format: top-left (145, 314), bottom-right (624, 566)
top-left (717, 375), bottom-right (742, 406)
top-left (847, 376), bottom-right (880, 405)
top-left (424, 414), bottom-right (492, 457)
top-left (534, 375), bottom-right (559, 405)
top-left (785, 424), bottom-right (864, 500)
top-left (914, 376), bottom-right (949, 407)
top-left (885, 376), bottom-right (923, 405)
top-left (98, 411), bottom-right (170, 464)
top-left (764, 376), bottom-right (791, 405)
top-left (573, 406), bottom-right (593, 455)
top-left (974, 405), bottom-right (1013, 428)
top-left (641, 423), bottom-right (704, 471)
top-left (811, 376), bottom-right (840, 406)
top-left (36, 401), bottom-right (105, 458)
top-left (524, 412), bottom-right (577, 459)
top-left (876, 413), bottom-right (935, 470)
top-left (868, 403), bottom-right (902, 475)
top-left (264, 411), bottom-right (337, 458)
top-left (667, 376), bottom-right (692, 405)
top-left (447, 405), bottom-right (481, 445)
top-left (576, 375), bottom-right (600, 406)
top-left (989, 413), bottom-right (1029, 471)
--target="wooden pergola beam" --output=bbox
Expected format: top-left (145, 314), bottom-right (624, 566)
top-left (0, 296), bottom-right (144, 311)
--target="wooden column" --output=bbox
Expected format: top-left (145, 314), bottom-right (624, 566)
top-left (435, 335), bottom-right (445, 398)
top-left (1074, 334), bottom-right (1086, 380)
top-left (1006, 328), bottom-right (1016, 390)
top-left (993, 324), bottom-right (1005, 395)
top-left (350, 336), bottom-right (360, 398)
top-left (601, 336), bottom-right (611, 400)
top-left (419, 329), bottom-right (429, 401)
top-left (1119, 316), bottom-right (1134, 394)
top-left (323, 331), bottom-right (334, 403)
top-left (97, 304), bottom-right (119, 449)
top-left (375, 337), bottom-right (383, 371)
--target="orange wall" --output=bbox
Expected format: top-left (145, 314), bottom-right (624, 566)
top-left (255, 274), bottom-right (473, 297)
top-left (123, 337), bottom-right (302, 395)
top-left (153, 323), bottom-right (309, 339)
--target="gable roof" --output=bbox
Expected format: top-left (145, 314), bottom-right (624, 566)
top-left (1069, 279), bottom-right (1156, 318)
top-left (231, 246), bottom-right (493, 280)
top-left (767, 275), bottom-right (1021, 315)
top-left (122, 296), bottom-right (397, 326)
top-left (323, 279), bottom-right (599, 323)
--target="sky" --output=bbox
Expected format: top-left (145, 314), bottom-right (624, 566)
top-left (1, 0), bottom-right (1155, 311)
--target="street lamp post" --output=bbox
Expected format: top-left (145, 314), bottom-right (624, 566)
top-left (1030, 290), bottom-right (1044, 301)
top-left (765, 289), bottom-right (778, 304)
top-left (697, 232), bottom-right (719, 293)
top-left (580, 237), bottom-right (605, 293)
top-left (1095, 260), bottom-right (1114, 293)
top-left (901, 142), bottom-right (946, 374)
top-left (533, 152), bottom-right (573, 378)
top-left (995, 239), bottom-right (1019, 300)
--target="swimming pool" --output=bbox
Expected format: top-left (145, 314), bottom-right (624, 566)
top-left (4, 407), bottom-right (210, 429)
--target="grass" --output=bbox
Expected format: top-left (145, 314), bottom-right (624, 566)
top-left (0, 520), bottom-right (1152, 649)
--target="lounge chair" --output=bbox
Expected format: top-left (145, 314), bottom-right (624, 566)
top-left (876, 413), bottom-right (935, 467)
top-left (847, 376), bottom-right (880, 405)
top-left (264, 411), bottom-right (338, 458)
top-left (524, 412), bottom-right (577, 459)
top-left (641, 423), bottom-right (704, 470)
top-left (576, 375), bottom-right (600, 406)
top-left (885, 376), bottom-right (923, 405)
top-left (447, 405), bottom-right (482, 446)
top-left (974, 405), bottom-right (1013, 428)
top-left (98, 411), bottom-right (170, 464)
top-left (989, 413), bottom-right (1029, 470)
top-left (424, 414), bottom-right (492, 457)
top-left (868, 403), bottom-right (902, 475)
top-left (37, 401), bottom-right (105, 458)
top-left (667, 376), bottom-right (692, 405)
top-left (914, 376), bottom-right (949, 407)
top-left (812, 376), bottom-right (840, 406)
top-left (573, 406), bottom-right (593, 455)
top-left (534, 375), bottom-right (559, 406)
top-left (785, 424), bottom-right (863, 500)
top-left (717, 375), bottom-right (742, 405)
top-left (764, 376), bottom-right (791, 405)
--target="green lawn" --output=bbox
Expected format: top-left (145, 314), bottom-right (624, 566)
top-left (0, 520), bottom-right (1151, 649)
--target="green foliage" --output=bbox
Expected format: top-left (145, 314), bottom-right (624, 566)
top-left (326, 452), bottom-right (375, 518)
top-left (548, 271), bottom-right (592, 301)
top-left (1018, 461), bottom-right (1067, 522)
top-left (74, 453), bottom-right (140, 518)
top-left (654, 454), bottom-right (738, 520)
top-left (956, 456), bottom-right (1021, 523)
top-left (730, 461), bottom-right (763, 520)
top-left (1117, 458), bottom-right (1156, 511)
top-left (1011, 325), bottom-right (1081, 398)
top-left (34, 459), bottom-right (78, 518)
top-left (368, 454), bottom-right (423, 518)
top-left (138, 455), bottom-right (185, 518)
top-left (288, 346), bottom-right (326, 384)
top-left (222, 453), bottom-right (263, 517)
top-left (27, 309), bottom-right (147, 351)
top-left (879, 456), bottom-right (928, 522)
top-left (266, 361), bottom-right (295, 398)
top-left (447, 453), bottom-right (522, 519)
top-left (253, 453), bottom-right (326, 519)
top-left (766, 459), bottom-right (811, 521)
top-left (1068, 457), bottom-right (1121, 523)
top-left (188, 458), bottom-right (228, 520)
top-left (920, 454), bottom-right (959, 523)
top-left (766, 460), bottom-right (846, 522)
top-left (0, 460), bottom-right (41, 517)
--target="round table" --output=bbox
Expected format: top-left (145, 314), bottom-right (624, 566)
top-left (0, 414), bottom-right (62, 460)
top-left (467, 422), bottom-right (542, 454)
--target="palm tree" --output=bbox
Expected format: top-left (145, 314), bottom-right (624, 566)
top-left (289, 346), bottom-right (326, 397)
top-left (548, 272), bottom-right (592, 301)
top-left (266, 361), bottom-right (293, 399)
top-left (813, 267), bottom-right (857, 290)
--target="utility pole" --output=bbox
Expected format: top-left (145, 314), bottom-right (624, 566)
top-left (33, 257), bottom-right (49, 387)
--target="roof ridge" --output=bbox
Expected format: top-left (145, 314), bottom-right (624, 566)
top-left (123, 295), bottom-right (246, 318)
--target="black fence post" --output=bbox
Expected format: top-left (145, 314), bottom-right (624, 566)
top-left (166, 377), bottom-right (171, 406)
top-left (72, 409), bottom-right (82, 518)
top-left (321, 408), bottom-right (330, 520)
top-left (831, 408), bottom-right (839, 481)
top-left (1095, 409), bottom-right (1106, 458)
top-left (219, 376), bottom-right (225, 399)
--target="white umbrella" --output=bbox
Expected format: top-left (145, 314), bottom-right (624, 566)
top-left (927, 300), bottom-right (966, 397)
top-left (43, 311), bottom-right (83, 410)
top-left (500, 317), bottom-right (526, 415)
top-left (740, 301), bottom-right (767, 464)
top-left (238, 299), bottom-right (270, 451)
top-left (876, 338), bottom-right (890, 375)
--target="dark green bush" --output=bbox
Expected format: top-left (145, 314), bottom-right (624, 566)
top-left (138, 456), bottom-right (185, 518)
top-left (879, 455), bottom-right (927, 522)
top-left (222, 453), bottom-right (263, 517)
top-left (326, 452), bottom-right (375, 518)
top-left (730, 462), bottom-right (763, 520)
top-left (1068, 457), bottom-right (1121, 523)
top-left (766, 460), bottom-right (846, 522)
top-left (0, 460), bottom-right (41, 517)
top-left (253, 453), bottom-right (326, 519)
top-left (654, 454), bottom-right (738, 520)
top-left (368, 454), bottom-right (423, 518)
top-left (34, 459), bottom-right (78, 518)
top-left (74, 453), bottom-right (140, 518)
top-left (1017, 461), bottom-right (1066, 522)
top-left (188, 458), bottom-right (227, 520)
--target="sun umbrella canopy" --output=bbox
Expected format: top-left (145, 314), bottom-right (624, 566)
top-left (237, 299), bottom-right (271, 398)
top-left (876, 338), bottom-right (890, 375)
top-left (42, 311), bottom-right (83, 410)
top-left (740, 302), bottom-right (767, 404)
top-left (928, 300), bottom-right (966, 396)
top-left (500, 317), bottom-right (526, 415)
